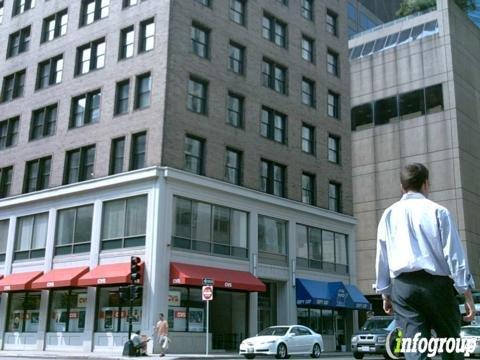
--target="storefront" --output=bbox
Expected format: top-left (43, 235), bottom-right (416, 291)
top-left (296, 278), bottom-right (371, 352)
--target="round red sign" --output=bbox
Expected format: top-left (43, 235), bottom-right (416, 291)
top-left (202, 285), bottom-right (213, 301)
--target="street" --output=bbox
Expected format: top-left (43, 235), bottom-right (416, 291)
top-left (0, 355), bottom-right (383, 360)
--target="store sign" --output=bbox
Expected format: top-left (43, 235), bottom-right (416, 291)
top-left (97, 278), bottom-right (106, 284)
top-left (47, 282), bottom-right (55, 287)
top-left (77, 293), bottom-right (88, 307)
top-left (168, 291), bottom-right (181, 306)
top-left (4, 285), bottom-right (11, 291)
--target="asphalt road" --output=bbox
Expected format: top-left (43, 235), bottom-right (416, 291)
top-left (0, 356), bottom-right (384, 360)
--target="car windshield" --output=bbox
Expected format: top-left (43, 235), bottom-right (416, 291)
top-left (362, 318), bottom-right (393, 331)
top-left (461, 327), bottom-right (480, 336)
top-left (258, 327), bottom-right (289, 336)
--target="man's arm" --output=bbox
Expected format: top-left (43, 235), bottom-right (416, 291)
top-left (438, 208), bottom-right (476, 321)
top-left (376, 211), bottom-right (393, 314)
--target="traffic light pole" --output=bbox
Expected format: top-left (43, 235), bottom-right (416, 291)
top-left (128, 284), bottom-right (134, 341)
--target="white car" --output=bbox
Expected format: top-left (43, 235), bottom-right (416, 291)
top-left (460, 325), bottom-right (480, 357)
top-left (239, 325), bottom-right (323, 359)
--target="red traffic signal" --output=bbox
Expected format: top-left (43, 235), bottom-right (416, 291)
top-left (130, 256), bottom-right (142, 284)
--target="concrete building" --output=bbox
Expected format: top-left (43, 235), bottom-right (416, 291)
top-left (349, 0), bottom-right (480, 313)
top-left (0, 0), bottom-right (367, 355)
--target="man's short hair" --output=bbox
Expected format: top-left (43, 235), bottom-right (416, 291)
top-left (159, 313), bottom-right (164, 318)
top-left (400, 163), bottom-right (429, 192)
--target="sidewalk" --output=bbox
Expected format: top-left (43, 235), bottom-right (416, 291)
top-left (0, 350), bottom-right (352, 359)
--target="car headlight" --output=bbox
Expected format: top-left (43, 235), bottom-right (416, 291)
top-left (262, 340), bottom-right (276, 344)
top-left (377, 336), bottom-right (386, 344)
top-left (351, 336), bottom-right (358, 344)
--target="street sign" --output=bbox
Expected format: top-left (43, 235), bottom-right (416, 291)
top-left (202, 278), bottom-right (214, 286)
top-left (202, 285), bottom-right (213, 301)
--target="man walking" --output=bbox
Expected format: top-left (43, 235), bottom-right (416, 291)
top-left (155, 313), bottom-right (169, 357)
top-left (375, 163), bottom-right (475, 360)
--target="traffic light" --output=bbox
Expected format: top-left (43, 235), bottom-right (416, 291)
top-left (132, 286), bottom-right (143, 300)
top-left (119, 286), bottom-right (130, 303)
top-left (130, 256), bottom-right (141, 284)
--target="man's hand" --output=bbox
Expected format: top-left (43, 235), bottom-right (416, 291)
top-left (383, 294), bottom-right (394, 315)
top-left (464, 289), bottom-right (476, 322)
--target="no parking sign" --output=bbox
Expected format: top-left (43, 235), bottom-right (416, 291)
top-left (202, 285), bottom-right (213, 301)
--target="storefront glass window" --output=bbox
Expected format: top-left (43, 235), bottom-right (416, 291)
top-left (96, 286), bottom-right (142, 332)
top-left (6, 292), bottom-right (41, 332)
top-left (258, 282), bottom-right (277, 331)
top-left (48, 289), bottom-right (88, 332)
top-left (172, 196), bottom-right (249, 258)
top-left (168, 287), bottom-right (205, 332)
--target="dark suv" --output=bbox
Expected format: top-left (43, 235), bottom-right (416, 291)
top-left (351, 316), bottom-right (395, 359)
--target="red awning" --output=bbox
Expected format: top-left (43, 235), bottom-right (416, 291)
top-left (77, 262), bottom-right (144, 287)
top-left (0, 271), bottom-right (43, 292)
top-left (170, 262), bottom-right (266, 292)
top-left (31, 266), bottom-right (89, 290)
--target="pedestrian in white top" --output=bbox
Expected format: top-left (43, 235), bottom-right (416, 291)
top-left (375, 163), bottom-right (475, 360)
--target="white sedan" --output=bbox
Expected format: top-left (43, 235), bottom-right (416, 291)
top-left (239, 325), bottom-right (323, 359)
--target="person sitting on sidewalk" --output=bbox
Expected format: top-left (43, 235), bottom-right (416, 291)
top-left (130, 330), bottom-right (150, 356)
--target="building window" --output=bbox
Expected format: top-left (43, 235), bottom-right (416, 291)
top-left (261, 160), bottom-right (285, 197)
top-left (130, 132), bottom-right (146, 170)
top-left (227, 92), bottom-right (244, 128)
top-left (96, 286), bottom-right (143, 332)
top-left (1, 70), bottom-right (26, 102)
top-left (80, 0), bottom-right (109, 27)
top-left (7, 26), bottom-right (30, 58)
top-left (262, 13), bottom-right (287, 48)
top-left (114, 80), bottom-right (130, 115)
top-left (327, 50), bottom-right (339, 76)
top-left (375, 96), bottom-right (397, 126)
top-left (30, 104), bottom-right (57, 141)
top-left (425, 84), bottom-right (443, 114)
top-left (399, 88), bottom-right (425, 120)
top-left (75, 38), bottom-right (106, 76)
top-left (172, 196), bottom-right (248, 257)
top-left (14, 212), bottom-right (48, 260)
top-left (36, 55), bottom-right (63, 90)
top-left (12, 0), bottom-right (35, 17)
top-left (123, 0), bottom-right (139, 8)
top-left (70, 89), bottom-right (101, 128)
top-left (302, 173), bottom-right (315, 205)
top-left (23, 156), bottom-right (51, 193)
top-left (228, 42), bottom-right (245, 75)
top-left (261, 107), bottom-right (286, 144)
top-left (327, 91), bottom-right (340, 119)
top-left (41, 9), bottom-right (68, 43)
top-left (296, 224), bottom-right (348, 273)
top-left (184, 136), bottom-right (204, 175)
top-left (6, 293), bottom-right (41, 332)
top-left (64, 145), bottom-right (96, 184)
top-left (328, 135), bottom-right (340, 164)
top-left (301, 0), bottom-right (313, 21)
top-left (230, 0), bottom-right (246, 25)
top-left (139, 18), bottom-right (155, 53)
top-left (134, 73), bottom-right (152, 109)
top-left (0, 117), bottom-right (19, 150)
top-left (351, 103), bottom-right (373, 130)
top-left (101, 195), bottom-right (147, 250)
top-left (119, 26), bottom-right (135, 60)
top-left (55, 204), bottom-right (93, 256)
top-left (187, 78), bottom-right (208, 114)
top-left (326, 10), bottom-right (338, 36)
top-left (48, 289), bottom-right (88, 332)
top-left (225, 148), bottom-right (242, 185)
top-left (195, 0), bottom-right (211, 6)
top-left (0, 1), bottom-right (3, 24)
top-left (191, 23), bottom-right (210, 59)
top-left (258, 215), bottom-right (287, 256)
top-left (109, 137), bottom-right (125, 175)
top-left (0, 166), bottom-right (13, 198)
top-left (301, 124), bottom-right (314, 154)
top-left (328, 182), bottom-right (342, 212)
top-left (301, 78), bottom-right (315, 107)
top-left (0, 219), bottom-right (8, 262)
top-left (301, 35), bottom-right (314, 63)
top-left (262, 59), bottom-right (287, 94)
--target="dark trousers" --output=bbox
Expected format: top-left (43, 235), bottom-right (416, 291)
top-left (392, 270), bottom-right (463, 360)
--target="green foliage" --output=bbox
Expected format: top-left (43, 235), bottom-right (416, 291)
top-left (396, 0), bottom-right (476, 17)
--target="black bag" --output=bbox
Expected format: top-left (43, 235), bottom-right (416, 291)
top-left (122, 340), bottom-right (136, 357)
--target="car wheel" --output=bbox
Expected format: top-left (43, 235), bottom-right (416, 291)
top-left (310, 343), bottom-right (321, 358)
top-left (275, 343), bottom-right (288, 359)
top-left (243, 355), bottom-right (255, 359)
top-left (353, 352), bottom-right (364, 359)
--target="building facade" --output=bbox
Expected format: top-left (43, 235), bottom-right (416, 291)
top-left (0, 0), bottom-right (367, 355)
top-left (349, 0), bottom-right (480, 311)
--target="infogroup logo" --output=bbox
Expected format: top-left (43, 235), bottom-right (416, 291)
top-left (385, 328), bottom-right (477, 358)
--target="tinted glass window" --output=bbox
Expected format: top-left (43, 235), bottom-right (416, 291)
top-left (425, 84), bottom-right (443, 114)
top-left (375, 96), bottom-right (398, 125)
top-left (361, 41), bottom-right (374, 56)
top-left (384, 32), bottom-right (399, 48)
top-left (422, 20), bottom-right (438, 35)
top-left (351, 45), bottom-right (363, 59)
top-left (373, 37), bottom-right (387, 52)
top-left (397, 28), bottom-right (412, 44)
top-left (411, 24), bottom-right (424, 40)
top-left (399, 89), bottom-right (425, 119)
top-left (351, 103), bottom-right (373, 131)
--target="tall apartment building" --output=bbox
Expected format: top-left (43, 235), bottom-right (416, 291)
top-left (0, 0), bottom-right (366, 355)
top-left (349, 0), bottom-right (480, 313)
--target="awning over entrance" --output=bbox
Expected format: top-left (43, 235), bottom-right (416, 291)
top-left (296, 278), bottom-right (371, 310)
top-left (170, 262), bottom-right (266, 292)
top-left (0, 271), bottom-right (43, 292)
top-left (77, 262), bottom-right (144, 287)
top-left (31, 266), bottom-right (89, 289)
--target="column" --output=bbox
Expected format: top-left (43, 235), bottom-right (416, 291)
top-left (248, 210), bottom-right (258, 337)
